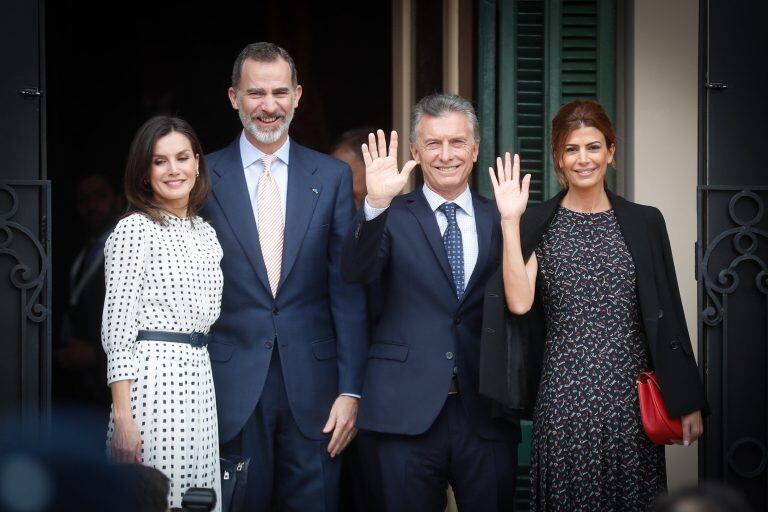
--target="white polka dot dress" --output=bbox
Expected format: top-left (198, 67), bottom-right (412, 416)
top-left (102, 212), bottom-right (223, 511)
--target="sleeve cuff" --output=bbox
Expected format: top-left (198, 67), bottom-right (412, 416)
top-left (340, 393), bottom-right (361, 399)
top-left (106, 347), bottom-right (138, 384)
top-left (363, 197), bottom-right (389, 221)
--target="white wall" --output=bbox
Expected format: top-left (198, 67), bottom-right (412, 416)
top-left (628, 0), bottom-right (700, 490)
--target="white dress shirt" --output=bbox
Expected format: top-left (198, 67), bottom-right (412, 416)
top-left (364, 183), bottom-right (479, 283)
top-left (240, 132), bottom-right (290, 227)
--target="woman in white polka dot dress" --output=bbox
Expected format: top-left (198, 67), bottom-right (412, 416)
top-left (102, 116), bottom-right (223, 510)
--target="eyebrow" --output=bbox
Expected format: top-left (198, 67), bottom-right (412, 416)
top-left (244, 87), bottom-right (291, 94)
top-left (565, 140), bottom-right (602, 146)
top-left (152, 149), bottom-right (192, 158)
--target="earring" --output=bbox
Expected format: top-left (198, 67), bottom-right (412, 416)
top-left (195, 169), bottom-right (200, 177)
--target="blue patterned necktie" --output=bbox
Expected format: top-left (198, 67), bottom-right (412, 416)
top-left (438, 202), bottom-right (464, 300)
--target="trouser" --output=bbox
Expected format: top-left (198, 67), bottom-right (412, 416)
top-left (221, 347), bottom-right (341, 511)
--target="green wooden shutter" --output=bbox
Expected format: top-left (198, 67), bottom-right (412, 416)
top-left (502, 0), bottom-right (548, 203)
top-left (476, 0), bottom-right (499, 199)
top-left (544, 0), bottom-right (616, 197)
top-left (476, 0), bottom-right (616, 201)
top-left (478, 0), bottom-right (548, 201)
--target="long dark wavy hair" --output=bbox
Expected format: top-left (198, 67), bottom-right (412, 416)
top-left (123, 116), bottom-right (211, 225)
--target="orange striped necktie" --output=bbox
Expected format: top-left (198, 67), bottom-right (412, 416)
top-left (257, 154), bottom-right (283, 297)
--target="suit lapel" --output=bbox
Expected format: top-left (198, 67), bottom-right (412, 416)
top-left (210, 139), bottom-right (272, 294)
top-left (461, 193), bottom-right (494, 303)
top-left (279, 142), bottom-right (321, 290)
top-left (405, 191), bottom-right (455, 288)
top-left (609, 190), bottom-right (660, 341)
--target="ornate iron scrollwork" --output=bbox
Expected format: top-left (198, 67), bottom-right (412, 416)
top-left (0, 182), bottom-right (50, 323)
top-left (699, 186), bottom-right (768, 483)
top-left (701, 189), bottom-right (768, 326)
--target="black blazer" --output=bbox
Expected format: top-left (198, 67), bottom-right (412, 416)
top-left (479, 189), bottom-right (707, 420)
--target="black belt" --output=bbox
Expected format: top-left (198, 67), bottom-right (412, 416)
top-left (136, 330), bottom-right (211, 348)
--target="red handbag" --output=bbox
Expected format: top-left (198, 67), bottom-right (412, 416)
top-left (637, 371), bottom-right (683, 445)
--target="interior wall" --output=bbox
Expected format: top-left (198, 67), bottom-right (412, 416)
top-left (628, 0), bottom-right (700, 490)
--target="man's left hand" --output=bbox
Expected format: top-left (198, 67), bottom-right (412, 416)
top-left (323, 395), bottom-right (359, 458)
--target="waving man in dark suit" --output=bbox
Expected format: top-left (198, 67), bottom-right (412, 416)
top-left (342, 94), bottom-right (520, 512)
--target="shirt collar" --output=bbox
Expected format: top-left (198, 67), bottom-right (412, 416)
top-left (239, 131), bottom-right (291, 169)
top-left (422, 183), bottom-right (474, 217)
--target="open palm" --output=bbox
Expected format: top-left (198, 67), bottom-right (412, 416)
top-left (489, 152), bottom-right (531, 221)
top-left (363, 130), bottom-right (417, 208)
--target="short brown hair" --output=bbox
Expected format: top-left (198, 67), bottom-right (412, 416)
top-left (232, 42), bottom-right (298, 89)
top-left (550, 100), bottom-right (616, 188)
top-left (123, 116), bottom-right (210, 225)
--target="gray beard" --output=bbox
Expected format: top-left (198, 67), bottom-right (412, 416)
top-left (239, 107), bottom-right (295, 145)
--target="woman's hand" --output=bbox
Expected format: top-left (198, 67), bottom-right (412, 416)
top-left (676, 410), bottom-right (703, 446)
top-left (488, 152), bottom-right (531, 221)
top-left (108, 380), bottom-right (141, 462)
top-left (109, 415), bottom-right (143, 463)
top-left (493, 151), bottom-right (537, 314)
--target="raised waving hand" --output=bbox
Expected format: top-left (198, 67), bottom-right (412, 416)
top-left (488, 152), bottom-right (531, 221)
top-left (490, 152), bottom-right (537, 315)
top-left (362, 130), bottom-right (418, 209)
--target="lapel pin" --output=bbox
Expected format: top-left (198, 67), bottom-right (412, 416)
top-left (311, 188), bottom-right (319, 195)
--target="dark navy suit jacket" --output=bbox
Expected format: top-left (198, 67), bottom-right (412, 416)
top-left (342, 188), bottom-right (520, 441)
top-left (202, 137), bottom-right (368, 442)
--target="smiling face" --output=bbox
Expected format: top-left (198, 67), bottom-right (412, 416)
top-left (228, 57), bottom-right (302, 152)
top-left (410, 112), bottom-right (479, 200)
top-left (557, 126), bottom-right (615, 191)
top-left (149, 131), bottom-right (199, 216)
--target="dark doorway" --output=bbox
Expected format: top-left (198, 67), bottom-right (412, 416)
top-left (698, 0), bottom-right (768, 509)
top-left (45, 0), bottom-right (392, 411)
top-left (0, 0), bottom-right (48, 434)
